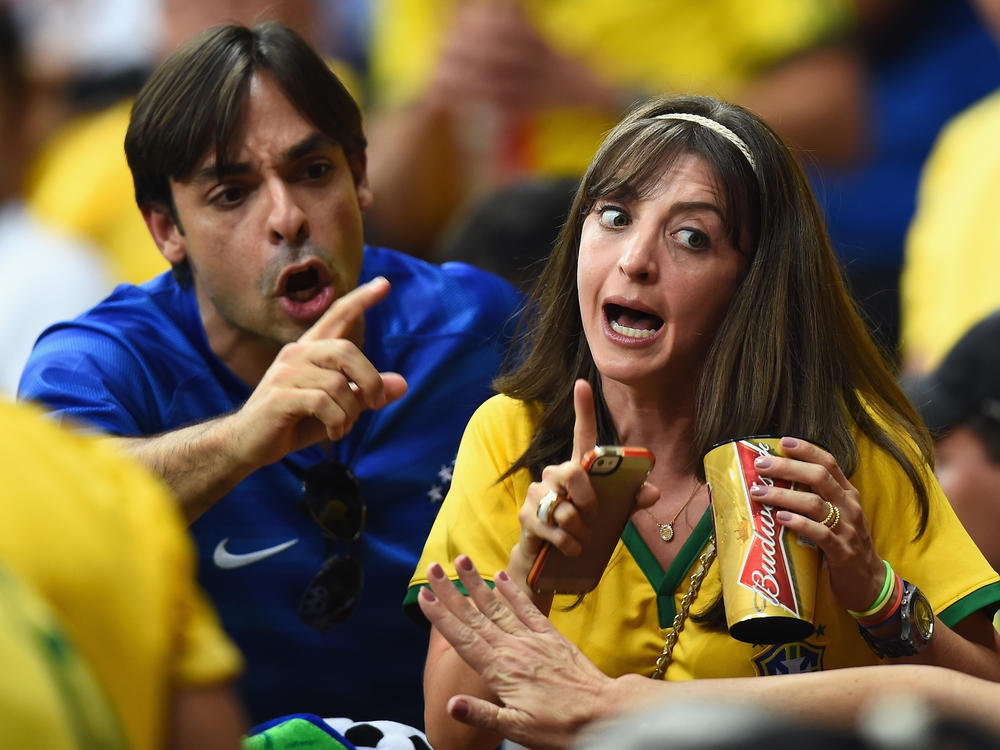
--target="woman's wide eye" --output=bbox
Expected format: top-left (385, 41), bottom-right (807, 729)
top-left (598, 207), bottom-right (630, 228)
top-left (673, 228), bottom-right (709, 250)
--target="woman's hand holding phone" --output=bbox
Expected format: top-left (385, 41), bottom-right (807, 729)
top-left (508, 379), bottom-right (659, 599)
top-left (507, 380), bottom-right (598, 598)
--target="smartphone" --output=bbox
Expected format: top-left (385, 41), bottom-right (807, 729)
top-left (526, 445), bottom-right (654, 594)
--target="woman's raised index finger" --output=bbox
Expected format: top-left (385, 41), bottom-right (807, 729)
top-left (571, 379), bottom-right (598, 464)
top-left (300, 276), bottom-right (391, 343)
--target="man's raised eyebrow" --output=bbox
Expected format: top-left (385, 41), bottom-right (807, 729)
top-left (285, 132), bottom-right (338, 162)
top-left (192, 161), bottom-right (245, 184)
top-left (191, 133), bottom-right (340, 183)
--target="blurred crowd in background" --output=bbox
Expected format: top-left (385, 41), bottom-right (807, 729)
top-left (5, 2), bottom-right (1000, 747)
top-left (4, 0), bottom-right (1000, 386)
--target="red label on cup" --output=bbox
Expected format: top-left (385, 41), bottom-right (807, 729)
top-left (734, 439), bottom-right (801, 617)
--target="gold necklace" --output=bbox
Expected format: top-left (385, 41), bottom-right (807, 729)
top-left (642, 482), bottom-right (704, 542)
top-left (652, 535), bottom-right (716, 679)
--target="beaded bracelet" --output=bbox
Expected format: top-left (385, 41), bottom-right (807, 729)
top-left (857, 573), bottom-right (904, 629)
top-left (848, 559), bottom-right (894, 619)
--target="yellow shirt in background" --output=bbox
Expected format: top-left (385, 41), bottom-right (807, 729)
top-left (900, 88), bottom-right (1000, 371)
top-left (27, 98), bottom-right (164, 286)
top-left (370, 0), bottom-right (852, 177)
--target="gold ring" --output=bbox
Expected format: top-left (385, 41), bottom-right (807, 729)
top-left (827, 505), bottom-right (841, 530)
top-left (536, 490), bottom-right (564, 524)
top-left (820, 501), bottom-right (838, 528)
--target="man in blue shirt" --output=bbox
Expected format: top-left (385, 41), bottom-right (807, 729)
top-left (19, 22), bottom-right (521, 729)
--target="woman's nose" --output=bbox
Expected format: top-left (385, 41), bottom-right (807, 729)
top-left (617, 232), bottom-right (659, 282)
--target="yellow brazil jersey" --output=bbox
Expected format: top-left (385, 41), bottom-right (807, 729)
top-left (0, 564), bottom-right (128, 750)
top-left (0, 399), bottom-right (242, 750)
top-left (406, 394), bottom-right (1000, 680)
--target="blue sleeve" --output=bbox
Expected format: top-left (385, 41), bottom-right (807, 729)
top-left (439, 260), bottom-right (525, 341)
top-left (18, 323), bottom-right (154, 436)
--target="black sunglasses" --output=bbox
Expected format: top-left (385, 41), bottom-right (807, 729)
top-left (297, 458), bottom-right (365, 630)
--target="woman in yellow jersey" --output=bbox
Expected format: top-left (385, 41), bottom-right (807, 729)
top-left (407, 94), bottom-right (1000, 750)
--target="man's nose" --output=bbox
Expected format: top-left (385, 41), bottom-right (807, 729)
top-left (267, 181), bottom-right (309, 245)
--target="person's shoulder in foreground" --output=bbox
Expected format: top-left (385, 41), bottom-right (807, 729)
top-left (0, 398), bottom-right (245, 750)
top-left (0, 559), bottom-right (129, 750)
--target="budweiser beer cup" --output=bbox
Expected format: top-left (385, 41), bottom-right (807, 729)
top-left (704, 436), bottom-right (820, 644)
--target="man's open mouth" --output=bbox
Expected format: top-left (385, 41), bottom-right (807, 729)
top-left (283, 266), bottom-right (324, 302)
top-left (605, 303), bottom-right (663, 340)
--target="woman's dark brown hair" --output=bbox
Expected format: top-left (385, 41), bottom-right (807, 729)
top-left (497, 94), bottom-right (934, 536)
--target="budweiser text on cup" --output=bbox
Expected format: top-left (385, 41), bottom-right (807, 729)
top-left (704, 436), bottom-right (820, 644)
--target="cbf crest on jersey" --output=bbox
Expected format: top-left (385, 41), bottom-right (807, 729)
top-left (751, 641), bottom-right (825, 675)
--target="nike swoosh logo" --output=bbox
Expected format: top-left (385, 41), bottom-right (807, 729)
top-left (213, 537), bottom-right (299, 569)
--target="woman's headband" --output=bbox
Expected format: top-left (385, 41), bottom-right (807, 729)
top-left (653, 113), bottom-right (757, 174)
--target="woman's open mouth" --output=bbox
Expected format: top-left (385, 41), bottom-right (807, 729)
top-left (604, 302), bottom-right (664, 341)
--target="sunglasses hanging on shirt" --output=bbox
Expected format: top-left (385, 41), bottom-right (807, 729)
top-left (296, 458), bottom-right (366, 631)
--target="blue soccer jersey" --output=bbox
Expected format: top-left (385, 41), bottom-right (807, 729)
top-left (19, 246), bottom-right (523, 728)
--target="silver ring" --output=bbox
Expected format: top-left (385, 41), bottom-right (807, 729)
top-left (536, 490), bottom-right (564, 524)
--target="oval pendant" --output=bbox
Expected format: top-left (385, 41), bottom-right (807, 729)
top-left (659, 523), bottom-right (674, 542)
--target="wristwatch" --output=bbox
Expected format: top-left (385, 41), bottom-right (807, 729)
top-left (858, 580), bottom-right (935, 658)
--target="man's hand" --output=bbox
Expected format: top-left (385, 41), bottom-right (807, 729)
top-left (230, 276), bottom-right (408, 468)
top-left (116, 277), bottom-right (406, 521)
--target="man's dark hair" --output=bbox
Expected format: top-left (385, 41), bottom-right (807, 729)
top-left (124, 21), bottom-right (366, 284)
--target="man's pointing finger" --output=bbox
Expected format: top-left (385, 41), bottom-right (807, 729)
top-left (301, 276), bottom-right (391, 343)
